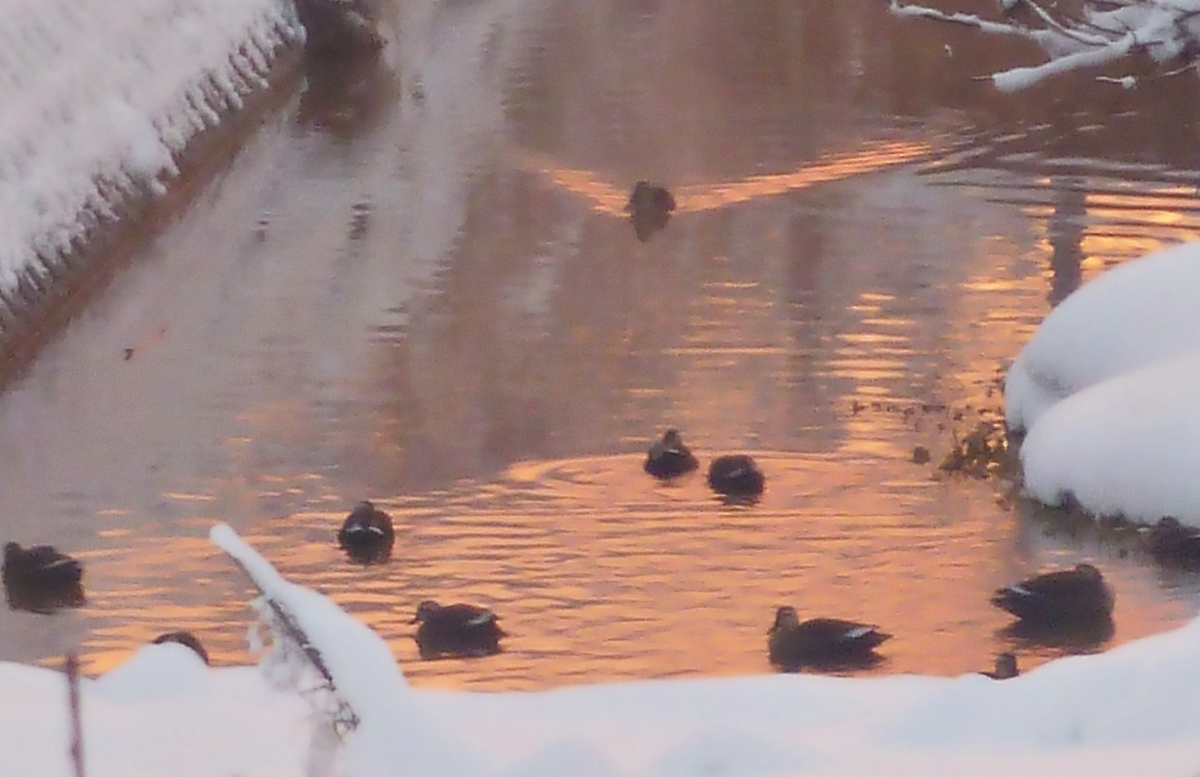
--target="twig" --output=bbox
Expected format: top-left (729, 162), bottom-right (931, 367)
top-left (216, 535), bottom-right (360, 734)
top-left (65, 653), bottom-right (85, 777)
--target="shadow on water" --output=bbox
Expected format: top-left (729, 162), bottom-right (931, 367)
top-left (2, 0), bottom-right (1200, 687)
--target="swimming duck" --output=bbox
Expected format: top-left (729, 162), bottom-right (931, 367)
top-left (153, 631), bottom-right (210, 665)
top-left (625, 180), bottom-right (676, 242)
top-left (411, 599), bottom-right (505, 659)
top-left (707, 454), bottom-right (765, 500)
top-left (337, 501), bottom-right (394, 563)
top-left (2, 542), bottom-right (85, 613)
top-left (767, 606), bottom-right (890, 670)
top-left (990, 563), bottom-right (1114, 625)
top-left (981, 651), bottom-right (1018, 680)
top-left (1145, 517), bottom-right (1200, 568)
top-left (644, 428), bottom-right (699, 480)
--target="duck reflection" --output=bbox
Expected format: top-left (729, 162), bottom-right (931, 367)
top-left (294, 0), bottom-right (385, 58)
top-left (296, 48), bottom-right (399, 139)
top-left (999, 615), bottom-right (1115, 652)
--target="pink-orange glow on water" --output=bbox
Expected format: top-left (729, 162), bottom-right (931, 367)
top-left (3, 1), bottom-right (1200, 689)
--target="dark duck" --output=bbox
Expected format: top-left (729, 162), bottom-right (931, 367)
top-left (1145, 517), bottom-right (1200, 568)
top-left (153, 628), bottom-right (212, 666)
top-left (2, 542), bottom-right (85, 613)
top-left (981, 652), bottom-right (1019, 680)
top-left (767, 605), bottom-right (890, 671)
top-left (411, 600), bottom-right (505, 659)
top-left (625, 180), bottom-right (676, 242)
top-left (707, 454), bottom-right (765, 501)
top-left (337, 500), bottom-right (394, 563)
top-left (991, 563), bottom-right (1114, 626)
top-left (153, 631), bottom-right (211, 665)
top-left (644, 428), bottom-right (699, 480)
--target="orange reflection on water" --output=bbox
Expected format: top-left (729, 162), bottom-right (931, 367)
top-left (510, 139), bottom-right (936, 216)
top-left (45, 450), bottom-right (1198, 691)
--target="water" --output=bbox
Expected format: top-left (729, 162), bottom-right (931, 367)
top-left (3, 0), bottom-right (1200, 689)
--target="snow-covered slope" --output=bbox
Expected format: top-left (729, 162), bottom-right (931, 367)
top-left (0, 0), bottom-right (302, 291)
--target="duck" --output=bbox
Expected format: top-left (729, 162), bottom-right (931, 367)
top-left (767, 606), bottom-right (890, 670)
top-left (707, 454), bottom-right (765, 500)
top-left (152, 631), bottom-right (210, 665)
top-left (990, 563), bottom-right (1114, 625)
top-left (644, 428), bottom-right (699, 480)
top-left (981, 651), bottom-right (1018, 680)
top-left (2, 542), bottom-right (85, 613)
top-left (337, 500), bottom-right (394, 563)
top-left (1145, 516), bottom-right (1200, 568)
top-left (625, 180), bottom-right (676, 242)
top-left (411, 599), bottom-right (505, 659)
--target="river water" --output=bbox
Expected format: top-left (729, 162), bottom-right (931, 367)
top-left (3, 0), bottom-right (1200, 689)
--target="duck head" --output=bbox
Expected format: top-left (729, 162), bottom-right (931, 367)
top-left (411, 599), bottom-right (441, 624)
top-left (770, 605), bottom-right (800, 633)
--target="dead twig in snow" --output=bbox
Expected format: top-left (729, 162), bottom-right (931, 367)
top-left (65, 653), bottom-right (85, 777)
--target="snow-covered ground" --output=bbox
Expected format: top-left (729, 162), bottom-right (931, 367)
top-left (0, 0), bottom-right (302, 289)
top-left (3, 524), bottom-right (1200, 777)
top-left (1005, 240), bottom-right (1200, 526)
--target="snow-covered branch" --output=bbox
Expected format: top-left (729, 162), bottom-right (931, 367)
top-left (889, 0), bottom-right (1200, 90)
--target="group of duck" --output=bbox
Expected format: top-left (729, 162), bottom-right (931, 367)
top-left (331, 428), bottom-right (1128, 676)
top-left (4, 425), bottom-right (1199, 673)
top-left (329, 429), bottom-right (770, 659)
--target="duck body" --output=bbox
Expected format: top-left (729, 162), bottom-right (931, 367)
top-left (767, 606), bottom-right (889, 670)
top-left (153, 631), bottom-right (210, 665)
top-left (1146, 517), bottom-right (1200, 568)
top-left (2, 542), bottom-right (85, 613)
top-left (412, 600), bottom-right (504, 659)
top-left (990, 563), bottom-right (1114, 625)
top-left (337, 501), bottom-right (394, 563)
top-left (644, 429), bottom-right (699, 480)
top-left (981, 652), bottom-right (1018, 680)
top-left (625, 180), bottom-right (676, 242)
top-left (707, 454), bottom-right (765, 499)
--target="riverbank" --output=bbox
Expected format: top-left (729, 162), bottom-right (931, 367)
top-left (0, 0), bottom-right (305, 384)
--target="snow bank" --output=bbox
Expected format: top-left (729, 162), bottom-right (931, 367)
top-left (2, 524), bottom-right (1200, 776)
top-left (1005, 240), bottom-right (1200, 524)
top-left (211, 523), bottom-right (483, 777)
top-left (0, 644), bottom-right (311, 777)
top-left (1005, 240), bottom-right (1200, 434)
top-left (1020, 356), bottom-right (1200, 524)
top-left (0, 0), bottom-right (303, 290)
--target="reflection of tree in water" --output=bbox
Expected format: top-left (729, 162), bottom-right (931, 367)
top-left (1047, 179), bottom-right (1085, 307)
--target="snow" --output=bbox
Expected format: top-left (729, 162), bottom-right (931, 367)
top-left (1005, 240), bottom-right (1200, 525)
top-left (1005, 241), bottom-right (1200, 434)
top-left (4, 525), bottom-right (1200, 777)
top-left (890, 0), bottom-right (1200, 90)
top-left (0, 0), bottom-right (302, 288)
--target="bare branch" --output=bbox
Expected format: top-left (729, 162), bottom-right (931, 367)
top-left (65, 653), bottom-right (85, 777)
top-left (891, 0), bottom-right (1200, 90)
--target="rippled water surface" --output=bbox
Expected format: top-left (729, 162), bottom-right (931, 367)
top-left (4, 0), bottom-right (1200, 688)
